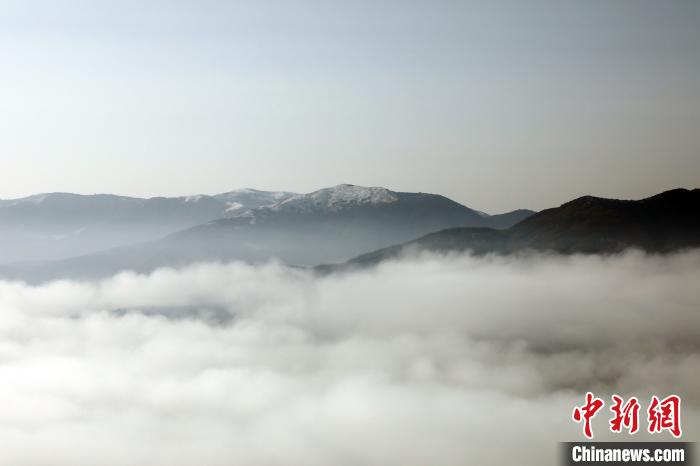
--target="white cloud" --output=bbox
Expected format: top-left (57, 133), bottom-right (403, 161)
top-left (0, 251), bottom-right (698, 465)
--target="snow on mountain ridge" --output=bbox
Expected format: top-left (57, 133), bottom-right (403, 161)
top-left (225, 201), bottom-right (245, 212)
top-left (273, 184), bottom-right (399, 212)
top-left (183, 195), bottom-right (206, 203)
top-left (214, 188), bottom-right (296, 199)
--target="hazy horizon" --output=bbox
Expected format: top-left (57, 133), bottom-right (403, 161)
top-left (2, 0), bottom-right (699, 212)
top-left (2, 183), bottom-right (699, 216)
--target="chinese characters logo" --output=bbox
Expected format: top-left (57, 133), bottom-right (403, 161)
top-left (572, 392), bottom-right (681, 439)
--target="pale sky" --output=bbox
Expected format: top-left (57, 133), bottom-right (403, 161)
top-left (1, 0), bottom-right (699, 213)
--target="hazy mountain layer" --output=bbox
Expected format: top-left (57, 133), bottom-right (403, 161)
top-left (0, 189), bottom-right (295, 264)
top-left (0, 184), bottom-right (530, 283)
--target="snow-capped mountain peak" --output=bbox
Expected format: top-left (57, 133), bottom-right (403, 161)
top-left (273, 184), bottom-right (399, 213)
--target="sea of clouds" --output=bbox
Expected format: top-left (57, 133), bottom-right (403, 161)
top-left (0, 250), bottom-right (698, 465)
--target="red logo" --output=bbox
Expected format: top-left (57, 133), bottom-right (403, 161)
top-left (609, 395), bottom-right (640, 434)
top-left (572, 392), bottom-right (605, 439)
top-left (648, 395), bottom-right (682, 438)
top-left (572, 393), bottom-right (682, 439)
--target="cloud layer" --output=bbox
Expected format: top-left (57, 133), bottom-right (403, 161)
top-left (0, 251), bottom-right (699, 465)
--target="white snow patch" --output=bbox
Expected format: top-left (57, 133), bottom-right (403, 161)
top-left (274, 184), bottom-right (398, 213)
top-left (225, 201), bottom-right (245, 212)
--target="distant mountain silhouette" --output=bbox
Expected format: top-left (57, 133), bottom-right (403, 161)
top-left (153, 185), bottom-right (495, 265)
top-left (486, 209), bottom-right (536, 230)
top-left (339, 188), bottom-right (700, 269)
top-left (0, 189), bottom-right (296, 264)
top-left (0, 184), bottom-right (528, 283)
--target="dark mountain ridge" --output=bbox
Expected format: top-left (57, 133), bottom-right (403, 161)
top-left (340, 188), bottom-right (700, 269)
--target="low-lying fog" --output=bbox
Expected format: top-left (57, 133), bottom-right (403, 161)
top-left (1, 251), bottom-right (698, 465)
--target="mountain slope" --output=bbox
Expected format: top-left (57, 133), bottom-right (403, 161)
top-left (0, 185), bottom-right (507, 282)
top-left (487, 209), bottom-right (536, 229)
top-left (507, 188), bottom-right (700, 253)
top-left (337, 188), bottom-right (700, 269)
top-left (161, 185), bottom-right (493, 266)
top-left (0, 189), bottom-right (295, 264)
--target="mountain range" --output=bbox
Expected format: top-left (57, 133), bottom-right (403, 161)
top-left (0, 189), bottom-right (295, 264)
top-left (340, 188), bottom-right (700, 270)
top-left (2, 185), bottom-right (697, 284)
top-left (0, 184), bottom-right (532, 283)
